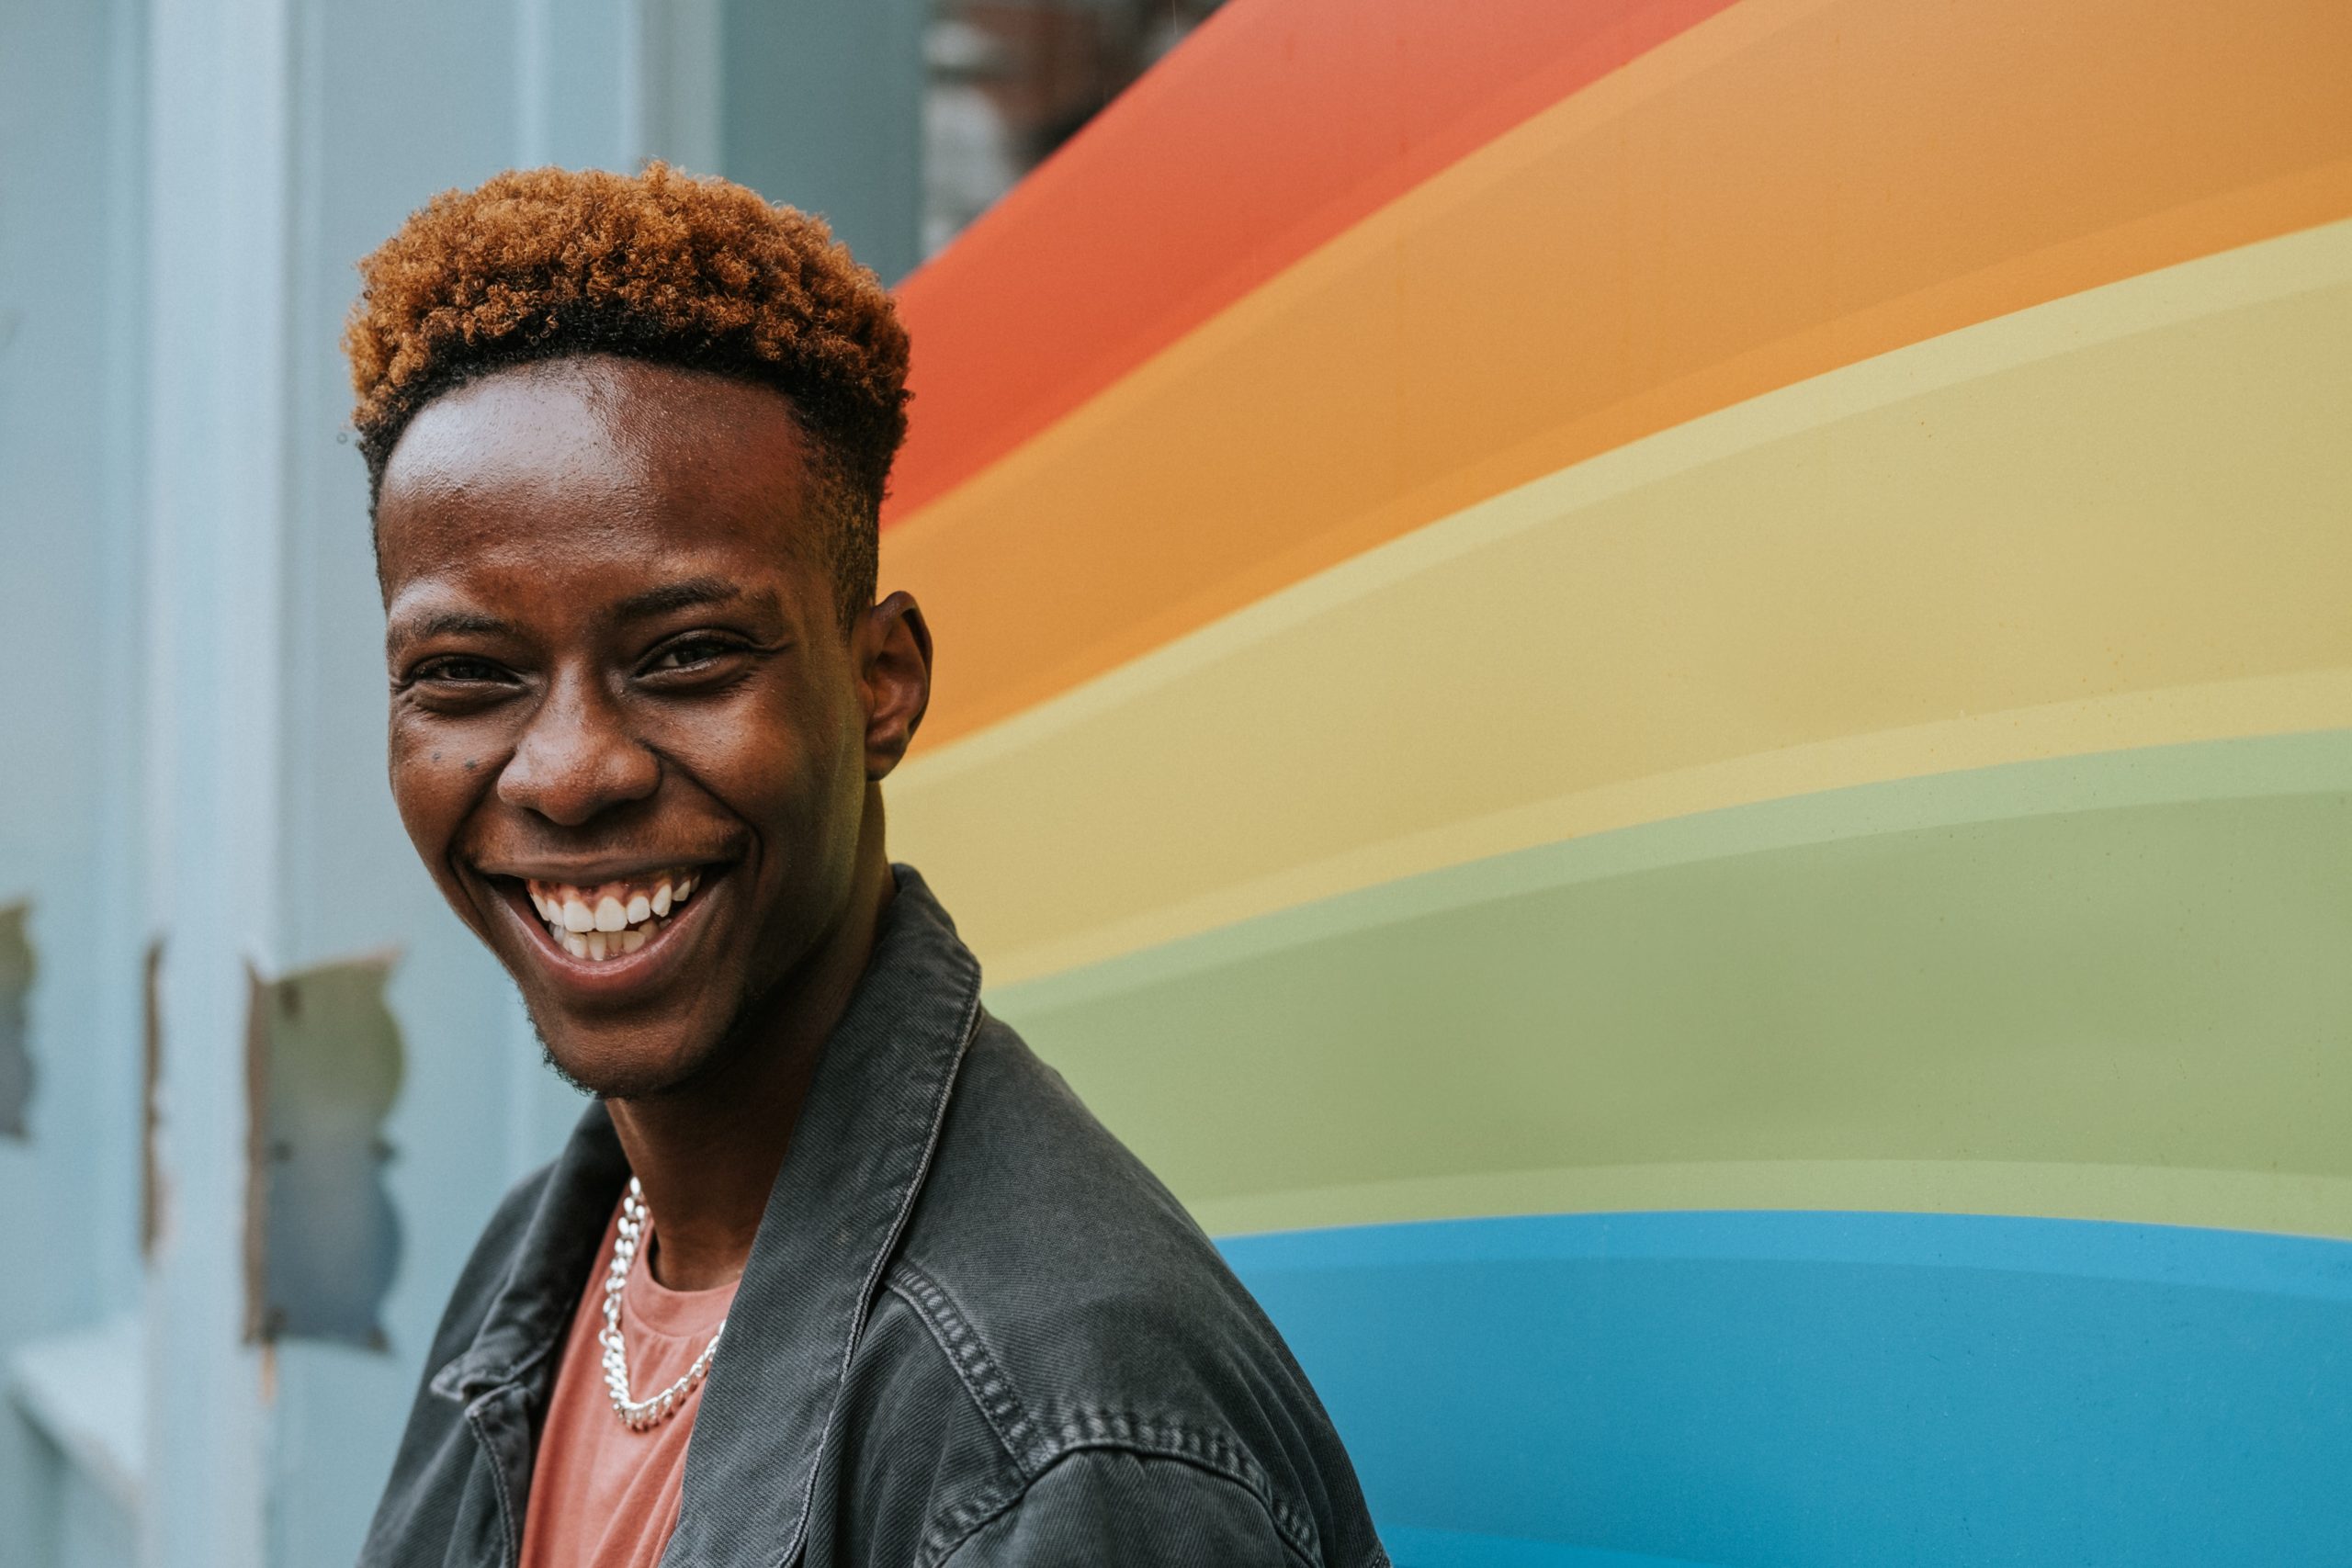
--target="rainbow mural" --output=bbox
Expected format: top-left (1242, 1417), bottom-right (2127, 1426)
top-left (880, 2), bottom-right (2352, 1562)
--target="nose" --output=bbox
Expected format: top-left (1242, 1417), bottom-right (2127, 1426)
top-left (496, 668), bottom-right (660, 826)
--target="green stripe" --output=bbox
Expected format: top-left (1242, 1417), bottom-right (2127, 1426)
top-left (990, 731), bottom-right (2352, 1237)
top-left (1182, 1161), bottom-right (2352, 1241)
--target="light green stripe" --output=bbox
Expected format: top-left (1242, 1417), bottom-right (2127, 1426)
top-left (991, 731), bottom-right (2352, 1237)
top-left (1186, 1161), bottom-right (2352, 1241)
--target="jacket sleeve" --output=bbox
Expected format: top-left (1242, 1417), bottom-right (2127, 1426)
top-left (939, 1449), bottom-right (1306, 1567)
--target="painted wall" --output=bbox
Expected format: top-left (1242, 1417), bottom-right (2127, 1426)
top-left (0, 0), bottom-right (154, 1556)
top-left (881, 1), bottom-right (2352, 1562)
top-left (7, 0), bottom-right (2345, 1563)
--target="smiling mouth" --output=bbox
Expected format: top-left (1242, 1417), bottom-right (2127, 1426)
top-left (522, 868), bottom-right (704, 963)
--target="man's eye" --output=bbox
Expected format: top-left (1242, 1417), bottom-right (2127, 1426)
top-left (414, 657), bottom-right (509, 684)
top-left (644, 637), bottom-right (741, 673)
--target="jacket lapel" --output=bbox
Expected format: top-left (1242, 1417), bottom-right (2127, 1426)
top-left (425, 1104), bottom-right (631, 1563)
top-left (662, 868), bottom-right (984, 1566)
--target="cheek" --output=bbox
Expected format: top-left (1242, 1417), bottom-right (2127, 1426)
top-left (667, 687), bottom-right (862, 857)
top-left (684, 720), bottom-right (821, 828)
top-left (782, 684), bottom-right (868, 823)
top-left (385, 718), bottom-right (473, 861)
top-left (688, 671), bottom-right (846, 790)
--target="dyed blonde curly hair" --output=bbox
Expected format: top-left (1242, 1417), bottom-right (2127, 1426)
top-left (345, 163), bottom-right (910, 625)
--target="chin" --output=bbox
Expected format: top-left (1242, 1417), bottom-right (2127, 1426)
top-left (530, 1016), bottom-right (727, 1102)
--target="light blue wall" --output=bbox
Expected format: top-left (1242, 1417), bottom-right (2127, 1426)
top-left (0, 0), bottom-right (151, 1557)
top-left (0, 2), bottom-right (924, 1562)
top-left (720, 0), bottom-right (927, 283)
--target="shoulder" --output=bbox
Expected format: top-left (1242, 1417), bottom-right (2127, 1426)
top-left (908, 1010), bottom-right (1222, 1300)
top-left (899, 1011), bottom-right (1277, 1421)
top-left (842, 1013), bottom-right (1386, 1568)
top-left (935, 1448), bottom-right (1311, 1567)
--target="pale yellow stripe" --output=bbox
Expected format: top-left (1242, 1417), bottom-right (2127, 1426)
top-left (888, 220), bottom-right (2352, 985)
top-left (1191, 1161), bottom-right (2352, 1244)
top-left (981, 670), bottom-right (2352, 987)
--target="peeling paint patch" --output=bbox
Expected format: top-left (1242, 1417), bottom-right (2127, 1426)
top-left (242, 952), bottom-right (404, 1348)
top-left (0, 900), bottom-right (34, 1138)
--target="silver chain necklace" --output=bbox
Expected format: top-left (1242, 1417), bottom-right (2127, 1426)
top-left (599, 1177), bottom-right (728, 1431)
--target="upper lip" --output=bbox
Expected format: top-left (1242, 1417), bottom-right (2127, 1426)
top-left (473, 854), bottom-right (729, 885)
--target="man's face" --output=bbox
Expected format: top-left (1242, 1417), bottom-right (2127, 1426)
top-left (376, 355), bottom-right (915, 1098)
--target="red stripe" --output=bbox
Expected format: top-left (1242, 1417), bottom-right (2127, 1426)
top-left (885, 0), bottom-right (1742, 525)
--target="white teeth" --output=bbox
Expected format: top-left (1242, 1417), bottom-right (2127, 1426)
top-left (533, 875), bottom-right (693, 962)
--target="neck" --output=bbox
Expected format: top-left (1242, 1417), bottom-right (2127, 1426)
top-left (606, 801), bottom-right (895, 1292)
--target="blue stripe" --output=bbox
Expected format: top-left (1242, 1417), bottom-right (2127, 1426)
top-left (1220, 1213), bottom-right (2352, 1568)
top-left (1223, 1209), bottom-right (2352, 1300)
top-left (1378, 1526), bottom-right (1716, 1567)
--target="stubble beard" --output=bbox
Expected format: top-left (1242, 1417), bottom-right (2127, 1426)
top-left (525, 964), bottom-right (787, 1104)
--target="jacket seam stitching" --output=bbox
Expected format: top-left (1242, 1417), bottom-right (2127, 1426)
top-left (772, 966), bottom-right (986, 1568)
top-left (883, 1259), bottom-right (1048, 1474)
top-left (917, 1472), bottom-right (1028, 1568)
top-left (1047, 1410), bottom-right (1319, 1560)
top-left (461, 1400), bottom-right (520, 1568)
top-left (922, 1444), bottom-right (1318, 1568)
top-left (435, 1317), bottom-right (565, 1404)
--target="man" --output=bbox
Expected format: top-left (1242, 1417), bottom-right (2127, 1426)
top-left (350, 164), bottom-right (1387, 1568)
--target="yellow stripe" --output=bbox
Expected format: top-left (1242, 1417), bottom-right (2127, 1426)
top-left (1191, 1161), bottom-right (2352, 1242)
top-left (889, 220), bottom-right (2352, 984)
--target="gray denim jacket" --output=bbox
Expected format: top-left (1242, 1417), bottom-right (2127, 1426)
top-left (358, 868), bottom-right (1390, 1567)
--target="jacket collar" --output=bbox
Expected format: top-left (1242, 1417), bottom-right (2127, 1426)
top-left (433, 867), bottom-right (985, 1565)
top-left (426, 1109), bottom-right (630, 1404)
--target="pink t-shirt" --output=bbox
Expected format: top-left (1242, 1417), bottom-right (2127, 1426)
top-left (518, 1202), bottom-right (739, 1568)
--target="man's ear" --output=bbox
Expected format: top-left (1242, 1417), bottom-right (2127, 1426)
top-left (858, 591), bottom-right (933, 780)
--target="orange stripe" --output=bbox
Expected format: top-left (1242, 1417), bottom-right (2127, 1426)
top-left (888, 0), bottom-right (2352, 750)
top-left (887, 0), bottom-right (1740, 520)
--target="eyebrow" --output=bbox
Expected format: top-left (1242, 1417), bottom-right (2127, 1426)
top-left (387, 608), bottom-right (513, 646)
top-left (385, 577), bottom-right (782, 650)
top-left (615, 577), bottom-right (774, 622)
